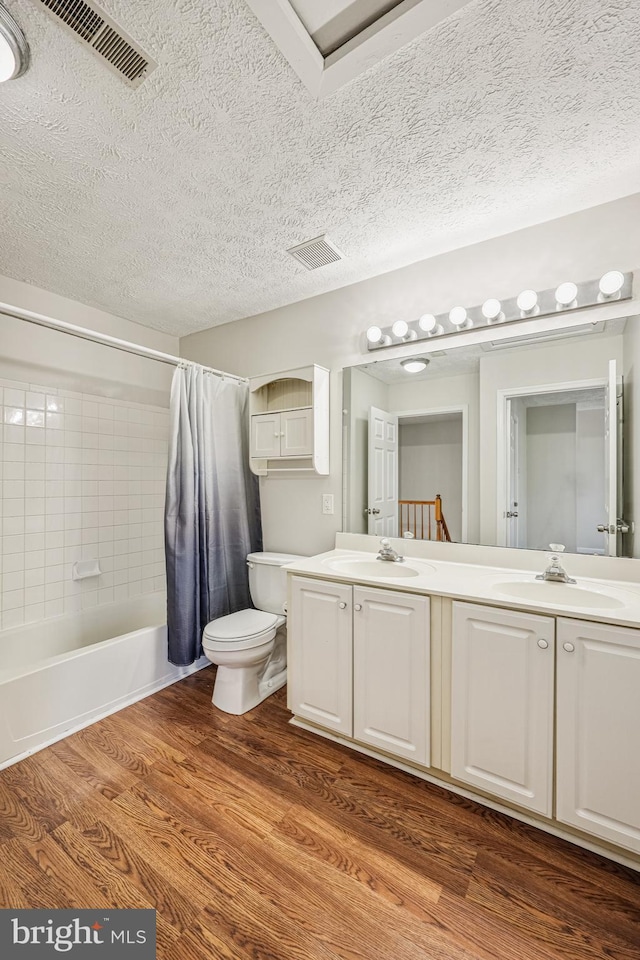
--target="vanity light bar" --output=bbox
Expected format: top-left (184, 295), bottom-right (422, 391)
top-left (365, 271), bottom-right (633, 351)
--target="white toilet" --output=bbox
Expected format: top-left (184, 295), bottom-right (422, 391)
top-left (202, 551), bottom-right (303, 715)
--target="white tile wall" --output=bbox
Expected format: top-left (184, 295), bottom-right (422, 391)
top-left (0, 380), bottom-right (169, 629)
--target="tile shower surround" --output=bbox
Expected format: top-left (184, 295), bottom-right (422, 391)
top-left (0, 379), bottom-right (168, 630)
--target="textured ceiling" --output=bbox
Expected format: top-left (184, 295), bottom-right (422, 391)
top-left (1, 0), bottom-right (640, 337)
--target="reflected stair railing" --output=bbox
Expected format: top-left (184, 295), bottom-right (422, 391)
top-left (398, 494), bottom-right (452, 542)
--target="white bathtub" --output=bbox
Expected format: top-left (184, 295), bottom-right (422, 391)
top-left (0, 593), bottom-right (208, 769)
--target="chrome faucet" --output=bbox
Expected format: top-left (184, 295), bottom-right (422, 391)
top-left (377, 538), bottom-right (404, 562)
top-left (536, 544), bottom-right (576, 584)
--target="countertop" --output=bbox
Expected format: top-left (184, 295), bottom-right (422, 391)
top-left (284, 548), bottom-right (640, 628)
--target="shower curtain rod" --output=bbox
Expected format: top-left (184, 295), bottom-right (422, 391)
top-left (0, 301), bottom-right (248, 384)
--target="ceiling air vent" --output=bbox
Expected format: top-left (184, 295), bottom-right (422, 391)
top-left (287, 235), bottom-right (344, 270)
top-left (37, 0), bottom-right (156, 87)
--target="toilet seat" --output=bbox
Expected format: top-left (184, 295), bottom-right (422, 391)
top-left (202, 609), bottom-right (285, 652)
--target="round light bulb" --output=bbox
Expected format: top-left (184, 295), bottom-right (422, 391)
top-left (366, 325), bottom-right (382, 344)
top-left (599, 270), bottom-right (625, 297)
top-left (400, 358), bottom-right (428, 374)
top-left (555, 282), bottom-right (578, 307)
top-left (481, 298), bottom-right (502, 321)
top-left (418, 313), bottom-right (437, 333)
top-left (392, 320), bottom-right (409, 338)
top-left (516, 289), bottom-right (538, 313)
top-left (449, 306), bottom-right (468, 328)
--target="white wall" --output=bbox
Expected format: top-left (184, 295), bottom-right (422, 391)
top-left (179, 195), bottom-right (640, 556)
top-left (526, 404), bottom-right (577, 552)
top-left (575, 403), bottom-right (606, 554)
top-left (0, 275), bottom-right (178, 406)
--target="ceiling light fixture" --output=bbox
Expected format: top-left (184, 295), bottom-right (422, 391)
top-left (0, 4), bottom-right (29, 82)
top-left (364, 271), bottom-right (632, 352)
top-left (401, 358), bottom-right (429, 373)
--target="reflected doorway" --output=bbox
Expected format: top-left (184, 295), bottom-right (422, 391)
top-left (366, 405), bottom-right (468, 541)
top-left (399, 411), bottom-right (464, 542)
top-left (504, 387), bottom-right (607, 554)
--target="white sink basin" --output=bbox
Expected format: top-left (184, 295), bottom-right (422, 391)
top-left (327, 559), bottom-right (435, 579)
top-left (491, 579), bottom-right (638, 610)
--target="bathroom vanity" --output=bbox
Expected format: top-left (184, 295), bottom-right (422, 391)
top-left (285, 535), bottom-right (640, 870)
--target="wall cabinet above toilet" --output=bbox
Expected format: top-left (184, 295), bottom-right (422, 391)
top-left (249, 365), bottom-right (329, 476)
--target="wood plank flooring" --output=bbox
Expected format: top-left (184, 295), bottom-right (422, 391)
top-left (1, 666), bottom-right (638, 959)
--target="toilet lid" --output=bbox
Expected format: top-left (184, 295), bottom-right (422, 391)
top-left (247, 552), bottom-right (304, 565)
top-left (203, 609), bottom-right (282, 642)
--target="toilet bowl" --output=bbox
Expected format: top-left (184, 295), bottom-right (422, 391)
top-left (202, 552), bottom-right (303, 715)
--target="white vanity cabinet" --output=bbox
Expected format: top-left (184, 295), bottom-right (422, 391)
top-left (287, 552), bottom-right (640, 868)
top-left (556, 618), bottom-right (640, 854)
top-left (289, 576), bottom-right (430, 764)
top-left (450, 602), bottom-right (555, 816)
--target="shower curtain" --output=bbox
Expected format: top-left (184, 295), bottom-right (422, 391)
top-left (165, 365), bottom-right (262, 666)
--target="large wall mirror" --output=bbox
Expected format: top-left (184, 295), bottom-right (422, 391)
top-left (343, 318), bottom-right (638, 559)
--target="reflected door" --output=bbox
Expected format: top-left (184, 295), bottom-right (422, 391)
top-left (602, 358), bottom-right (622, 557)
top-left (367, 406), bottom-right (398, 536)
top-left (506, 403), bottom-right (525, 548)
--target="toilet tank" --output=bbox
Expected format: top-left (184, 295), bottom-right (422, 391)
top-left (247, 552), bottom-right (305, 615)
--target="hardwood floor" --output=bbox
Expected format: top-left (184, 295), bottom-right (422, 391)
top-left (0, 666), bottom-right (638, 959)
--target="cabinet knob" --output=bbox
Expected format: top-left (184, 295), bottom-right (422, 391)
top-left (537, 638), bottom-right (549, 649)
top-left (354, 603), bottom-right (362, 611)
top-left (274, 433), bottom-right (279, 437)
top-left (563, 641), bottom-right (575, 653)
top-left (338, 602), bottom-right (347, 610)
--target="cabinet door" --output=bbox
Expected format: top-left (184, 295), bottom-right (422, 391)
top-left (289, 577), bottom-right (352, 736)
top-left (353, 587), bottom-right (430, 765)
top-left (250, 413), bottom-right (281, 458)
top-left (556, 618), bottom-right (640, 853)
top-left (451, 602), bottom-right (554, 815)
top-left (280, 408), bottom-right (313, 457)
